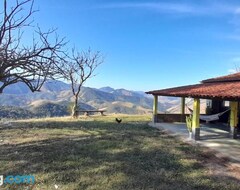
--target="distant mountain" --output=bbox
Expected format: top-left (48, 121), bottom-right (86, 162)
top-left (2, 82), bottom-right (31, 94)
top-left (2, 80), bottom-right (70, 94)
top-left (37, 80), bottom-right (70, 92)
top-left (166, 98), bottom-right (206, 114)
top-left (0, 80), bottom-right (182, 118)
top-left (99, 86), bottom-right (115, 93)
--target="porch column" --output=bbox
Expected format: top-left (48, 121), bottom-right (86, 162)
top-left (192, 98), bottom-right (200, 140)
top-left (181, 97), bottom-right (185, 114)
top-left (230, 101), bottom-right (238, 139)
top-left (181, 97), bottom-right (185, 122)
top-left (153, 95), bottom-right (158, 123)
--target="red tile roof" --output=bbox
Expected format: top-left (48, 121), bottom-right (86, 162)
top-left (146, 72), bottom-right (240, 100)
top-left (202, 72), bottom-right (240, 83)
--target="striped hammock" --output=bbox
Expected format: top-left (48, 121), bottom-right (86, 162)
top-left (186, 106), bottom-right (230, 122)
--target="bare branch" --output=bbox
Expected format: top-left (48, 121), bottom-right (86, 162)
top-left (0, 0), bottom-right (66, 93)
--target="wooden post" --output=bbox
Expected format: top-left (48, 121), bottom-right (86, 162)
top-left (192, 98), bottom-right (200, 140)
top-left (230, 101), bottom-right (238, 139)
top-left (153, 95), bottom-right (158, 123)
top-left (181, 97), bottom-right (185, 122)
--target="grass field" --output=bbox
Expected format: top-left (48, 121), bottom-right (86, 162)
top-left (0, 115), bottom-right (240, 190)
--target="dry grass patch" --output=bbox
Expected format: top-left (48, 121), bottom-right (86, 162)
top-left (0, 115), bottom-right (239, 190)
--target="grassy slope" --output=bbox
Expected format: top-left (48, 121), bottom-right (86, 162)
top-left (0, 115), bottom-right (239, 190)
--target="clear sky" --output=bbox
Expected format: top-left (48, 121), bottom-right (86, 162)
top-left (10, 0), bottom-right (240, 91)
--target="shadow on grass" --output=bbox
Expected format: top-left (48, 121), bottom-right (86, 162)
top-left (0, 120), bottom-right (240, 190)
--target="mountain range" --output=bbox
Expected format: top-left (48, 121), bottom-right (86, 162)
top-left (0, 80), bottom-right (185, 118)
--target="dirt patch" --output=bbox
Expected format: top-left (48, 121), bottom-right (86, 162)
top-left (190, 143), bottom-right (240, 182)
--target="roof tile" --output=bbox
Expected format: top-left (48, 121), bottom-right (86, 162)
top-left (146, 79), bottom-right (240, 100)
top-left (202, 72), bottom-right (240, 83)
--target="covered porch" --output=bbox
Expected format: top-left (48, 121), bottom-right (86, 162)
top-left (149, 122), bottom-right (240, 163)
top-left (146, 72), bottom-right (240, 140)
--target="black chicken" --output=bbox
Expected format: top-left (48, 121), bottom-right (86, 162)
top-left (115, 118), bottom-right (122, 123)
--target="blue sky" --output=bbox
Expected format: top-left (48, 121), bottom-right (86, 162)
top-left (10, 0), bottom-right (240, 90)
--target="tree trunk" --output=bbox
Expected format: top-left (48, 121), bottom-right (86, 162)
top-left (72, 95), bottom-right (79, 118)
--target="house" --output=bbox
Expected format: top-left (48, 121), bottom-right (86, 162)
top-left (146, 72), bottom-right (240, 140)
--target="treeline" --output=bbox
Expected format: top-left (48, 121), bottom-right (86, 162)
top-left (0, 105), bottom-right (69, 119)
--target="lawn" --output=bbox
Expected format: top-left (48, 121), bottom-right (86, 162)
top-left (0, 115), bottom-right (239, 190)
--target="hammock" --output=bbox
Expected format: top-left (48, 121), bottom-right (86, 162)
top-left (186, 106), bottom-right (230, 122)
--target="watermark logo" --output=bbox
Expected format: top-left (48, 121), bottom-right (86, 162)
top-left (0, 175), bottom-right (35, 186)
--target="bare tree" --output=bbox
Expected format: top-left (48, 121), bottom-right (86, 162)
top-left (0, 0), bottom-right (66, 93)
top-left (234, 64), bottom-right (240, 73)
top-left (61, 49), bottom-right (103, 118)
